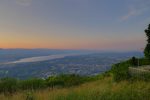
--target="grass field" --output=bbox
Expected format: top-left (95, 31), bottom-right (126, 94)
top-left (0, 76), bottom-right (150, 100)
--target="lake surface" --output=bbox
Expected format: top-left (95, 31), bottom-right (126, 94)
top-left (8, 53), bottom-right (83, 64)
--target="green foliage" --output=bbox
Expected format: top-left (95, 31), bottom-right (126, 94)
top-left (0, 78), bottom-right (18, 95)
top-left (111, 61), bottom-right (131, 81)
top-left (131, 56), bottom-right (138, 66)
top-left (137, 58), bottom-right (150, 65)
top-left (144, 44), bottom-right (150, 59)
top-left (0, 57), bottom-right (149, 95)
top-left (46, 74), bottom-right (86, 87)
top-left (26, 92), bottom-right (35, 100)
top-left (130, 73), bottom-right (150, 82)
top-left (0, 74), bottom-right (103, 94)
top-left (54, 77), bottom-right (150, 100)
top-left (111, 57), bottom-right (150, 82)
top-left (58, 74), bottom-right (83, 87)
top-left (46, 76), bottom-right (63, 88)
top-left (1, 76), bottom-right (150, 100)
top-left (144, 24), bottom-right (150, 59)
top-left (55, 85), bottom-right (150, 100)
top-left (19, 78), bottom-right (46, 90)
top-left (0, 78), bottom-right (47, 94)
top-left (130, 57), bottom-right (150, 66)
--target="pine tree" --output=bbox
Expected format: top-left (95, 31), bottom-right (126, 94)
top-left (144, 24), bottom-right (150, 59)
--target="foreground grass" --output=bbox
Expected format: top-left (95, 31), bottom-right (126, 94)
top-left (0, 76), bottom-right (150, 100)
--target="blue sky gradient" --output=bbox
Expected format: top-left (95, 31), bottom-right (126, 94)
top-left (0, 0), bottom-right (150, 51)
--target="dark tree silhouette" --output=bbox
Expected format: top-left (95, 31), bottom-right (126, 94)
top-left (144, 24), bottom-right (150, 59)
top-left (131, 56), bottom-right (138, 66)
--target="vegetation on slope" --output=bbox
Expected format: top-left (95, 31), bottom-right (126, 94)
top-left (0, 56), bottom-right (150, 100)
top-left (0, 57), bottom-right (150, 100)
top-left (0, 76), bottom-right (150, 100)
top-left (111, 57), bottom-right (150, 81)
top-left (0, 74), bottom-right (104, 95)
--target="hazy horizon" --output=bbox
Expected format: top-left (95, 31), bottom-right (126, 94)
top-left (0, 48), bottom-right (144, 53)
top-left (0, 0), bottom-right (150, 51)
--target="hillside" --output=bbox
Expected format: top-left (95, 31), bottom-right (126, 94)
top-left (0, 76), bottom-right (150, 100)
top-left (0, 57), bottom-right (150, 100)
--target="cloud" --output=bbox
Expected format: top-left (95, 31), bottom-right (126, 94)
top-left (121, 7), bottom-right (140, 21)
top-left (120, 0), bottom-right (150, 21)
top-left (16, 0), bottom-right (32, 6)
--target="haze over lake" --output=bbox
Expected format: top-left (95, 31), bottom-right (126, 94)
top-left (8, 53), bottom-right (84, 64)
top-left (0, 49), bottom-right (143, 79)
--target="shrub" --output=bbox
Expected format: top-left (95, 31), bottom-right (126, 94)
top-left (46, 76), bottom-right (64, 88)
top-left (19, 78), bottom-right (46, 90)
top-left (138, 58), bottom-right (150, 65)
top-left (111, 58), bottom-right (150, 82)
top-left (0, 78), bottom-right (18, 94)
top-left (46, 74), bottom-right (84, 87)
top-left (60, 74), bottom-right (84, 87)
top-left (111, 61), bottom-right (131, 81)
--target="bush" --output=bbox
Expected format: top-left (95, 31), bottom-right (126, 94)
top-left (19, 78), bottom-right (46, 90)
top-left (137, 58), bottom-right (150, 66)
top-left (0, 74), bottom-right (94, 94)
top-left (60, 74), bottom-right (84, 87)
top-left (111, 57), bottom-right (150, 82)
top-left (46, 76), bottom-right (64, 88)
top-left (0, 78), bottom-right (18, 94)
top-left (46, 74), bottom-right (84, 87)
top-left (111, 61), bottom-right (131, 81)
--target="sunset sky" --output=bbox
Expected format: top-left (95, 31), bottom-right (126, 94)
top-left (0, 0), bottom-right (150, 51)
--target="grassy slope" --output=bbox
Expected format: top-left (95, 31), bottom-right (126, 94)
top-left (0, 76), bottom-right (150, 100)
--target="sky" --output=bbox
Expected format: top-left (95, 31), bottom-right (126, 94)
top-left (0, 0), bottom-right (150, 51)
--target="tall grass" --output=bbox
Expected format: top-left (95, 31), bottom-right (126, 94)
top-left (0, 76), bottom-right (149, 100)
top-left (0, 74), bottom-right (96, 95)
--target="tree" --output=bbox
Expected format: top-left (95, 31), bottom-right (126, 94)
top-left (144, 24), bottom-right (150, 59)
top-left (131, 56), bottom-right (138, 66)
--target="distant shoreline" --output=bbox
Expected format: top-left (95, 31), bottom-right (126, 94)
top-left (6, 53), bottom-right (87, 64)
